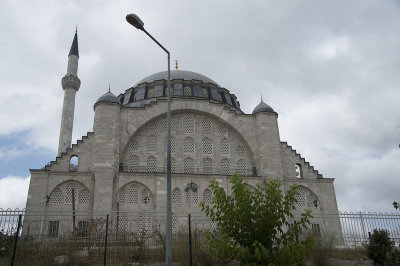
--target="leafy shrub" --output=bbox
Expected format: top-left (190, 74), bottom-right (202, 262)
top-left (367, 229), bottom-right (394, 265)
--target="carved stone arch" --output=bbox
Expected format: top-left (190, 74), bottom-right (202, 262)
top-left (48, 179), bottom-right (91, 209)
top-left (116, 181), bottom-right (155, 210)
top-left (295, 185), bottom-right (319, 210)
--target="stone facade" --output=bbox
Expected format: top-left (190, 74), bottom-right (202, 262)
top-left (25, 32), bottom-right (342, 238)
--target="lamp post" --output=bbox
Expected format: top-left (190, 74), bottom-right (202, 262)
top-left (393, 201), bottom-right (399, 211)
top-left (126, 13), bottom-right (173, 266)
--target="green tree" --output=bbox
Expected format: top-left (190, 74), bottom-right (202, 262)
top-left (200, 174), bottom-right (314, 266)
top-left (367, 229), bottom-right (394, 266)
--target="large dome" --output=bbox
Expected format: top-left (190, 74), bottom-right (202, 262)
top-left (135, 70), bottom-right (220, 87)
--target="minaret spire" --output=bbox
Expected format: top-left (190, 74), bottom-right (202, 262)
top-left (58, 30), bottom-right (81, 156)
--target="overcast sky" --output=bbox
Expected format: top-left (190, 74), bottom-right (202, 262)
top-left (0, 0), bottom-right (399, 212)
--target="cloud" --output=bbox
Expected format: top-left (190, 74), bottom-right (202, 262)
top-left (0, 176), bottom-right (30, 210)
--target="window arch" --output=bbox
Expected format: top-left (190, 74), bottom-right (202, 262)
top-left (236, 159), bottom-right (247, 176)
top-left (147, 156), bottom-right (157, 172)
top-left (220, 138), bottom-right (230, 155)
top-left (221, 159), bottom-right (231, 175)
top-left (182, 115), bottom-right (195, 134)
top-left (183, 137), bottom-right (195, 154)
top-left (172, 188), bottom-right (182, 206)
top-left (69, 156), bottom-right (78, 172)
top-left (51, 188), bottom-right (62, 204)
top-left (295, 187), bottom-right (318, 210)
top-left (203, 189), bottom-right (212, 205)
top-left (295, 164), bottom-right (303, 178)
top-left (147, 135), bottom-right (157, 153)
top-left (128, 155), bottom-right (139, 172)
top-left (184, 157), bottom-right (195, 174)
top-left (202, 138), bottom-right (213, 155)
top-left (203, 157), bottom-right (213, 174)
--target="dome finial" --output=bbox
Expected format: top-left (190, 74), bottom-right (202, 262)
top-left (261, 95), bottom-right (263, 103)
top-left (75, 25), bottom-right (78, 33)
top-left (175, 60), bottom-right (178, 70)
top-left (108, 83), bottom-right (111, 92)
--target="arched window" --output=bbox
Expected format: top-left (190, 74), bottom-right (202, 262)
top-left (183, 115), bottom-right (195, 134)
top-left (163, 157), bottom-right (176, 173)
top-left (147, 156), bottom-right (157, 172)
top-left (147, 121), bottom-right (157, 132)
top-left (79, 189), bottom-right (90, 204)
top-left (51, 188), bottom-right (62, 204)
top-left (219, 125), bottom-right (228, 135)
top-left (147, 135), bottom-right (157, 153)
top-left (186, 190), bottom-right (198, 206)
top-left (172, 188), bottom-right (182, 206)
top-left (202, 118), bottom-right (212, 134)
top-left (138, 213), bottom-right (152, 233)
top-left (141, 189), bottom-right (150, 205)
top-left (147, 88), bottom-right (154, 98)
top-left (164, 136), bottom-right (176, 154)
top-left (236, 159), bottom-right (247, 176)
top-left (118, 188), bottom-right (126, 204)
top-left (128, 185), bottom-right (139, 204)
top-left (129, 141), bottom-right (139, 151)
top-left (202, 138), bottom-right (213, 155)
top-left (203, 189), bottom-right (212, 205)
top-left (183, 137), bottom-right (195, 154)
top-left (237, 145), bottom-right (246, 155)
top-left (220, 138), bottom-right (230, 155)
top-left (201, 88), bottom-right (208, 98)
top-left (65, 183), bottom-right (78, 204)
top-left (295, 187), bottom-right (319, 210)
top-left (221, 159), bottom-right (231, 175)
top-left (69, 156), bottom-right (78, 171)
top-left (163, 119), bottom-right (176, 133)
top-left (184, 157), bottom-right (195, 174)
top-left (128, 155), bottom-right (139, 172)
top-left (203, 157), bottom-right (213, 174)
top-left (295, 164), bottom-right (302, 178)
top-left (184, 86), bottom-right (192, 96)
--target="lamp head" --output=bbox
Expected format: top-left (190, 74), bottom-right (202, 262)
top-left (393, 201), bottom-right (399, 210)
top-left (126, 13), bottom-right (144, 30)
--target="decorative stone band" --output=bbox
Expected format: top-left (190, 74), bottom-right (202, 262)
top-left (61, 75), bottom-right (81, 91)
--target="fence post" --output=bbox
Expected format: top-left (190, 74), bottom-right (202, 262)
top-left (103, 214), bottom-right (109, 266)
top-left (360, 211), bottom-right (367, 242)
top-left (10, 214), bottom-right (22, 266)
top-left (188, 213), bottom-right (193, 266)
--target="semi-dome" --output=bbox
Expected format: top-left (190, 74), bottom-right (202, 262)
top-left (252, 101), bottom-right (275, 114)
top-left (95, 91), bottom-right (120, 104)
top-left (135, 70), bottom-right (220, 86)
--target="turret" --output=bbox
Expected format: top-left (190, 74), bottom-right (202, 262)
top-left (58, 30), bottom-right (81, 156)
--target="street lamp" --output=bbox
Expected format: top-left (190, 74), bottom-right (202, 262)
top-left (126, 13), bottom-right (173, 266)
top-left (393, 201), bottom-right (399, 211)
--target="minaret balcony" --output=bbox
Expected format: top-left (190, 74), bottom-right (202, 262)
top-left (62, 75), bottom-right (81, 91)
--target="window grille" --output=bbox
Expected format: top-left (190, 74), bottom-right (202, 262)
top-left (307, 193), bottom-right (318, 209)
top-left (201, 88), bottom-right (208, 98)
top-left (186, 190), bottom-right (198, 206)
top-left (163, 119), bottom-right (176, 133)
top-left (312, 223), bottom-right (321, 237)
top-left (128, 155), bottom-right (139, 172)
top-left (203, 189), bottom-right (212, 205)
top-left (48, 221), bottom-right (59, 237)
top-left (129, 141), bottom-right (139, 151)
top-left (138, 213), bottom-right (152, 233)
top-left (221, 159), bottom-right (231, 175)
top-left (172, 188), bottom-right (182, 206)
top-left (219, 125), bottom-right (228, 135)
top-left (77, 220), bottom-right (89, 237)
top-left (210, 220), bottom-right (217, 231)
top-left (184, 137), bottom-right (195, 153)
top-left (117, 212), bottom-right (128, 232)
top-left (51, 188), bottom-right (62, 204)
top-left (202, 138), bottom-right (213, 155)
top-left (184, 86), bottom-right (192, 96)
top-left (203, 158), bottom-right (213, 174)
top-left (147, 156), bottom-right (157, 172)
top-left (141, 189), bottom-right (151, 205)
top-left (202, 118), bottom-right (212, 134)
top-left (128, 185), bottom-right (139, 204)
top-left (79, 189), bottom-right (90, 204)
top-left (237, 145), bottom-right (246, 155)
top-left (236, 159), bottom-right (247, 176)
top-left (295, 188), bottom-right (307, 208)
top-left (147, 121), bottom-right (157, 132)
top-left (147, 135), bottom-right (157, 153)
top-left (118, 189), bottom-right (126, 203)
top-left (172, 215), bottom-right (179, 233)
top-left (65, 183), bottom-right (78, 204)
top-left (183, 115), bottom-right (195, 134)
top-left (220, 138), bottom-right (230, 155)
top-left (163, 157), bottom-right (176, 173)
top-left (164, 87), bottom-right (174, 97)
top-left (147, 88), bottom-right (154, 98)
top-left (184, 158), bottom-right (195, 174)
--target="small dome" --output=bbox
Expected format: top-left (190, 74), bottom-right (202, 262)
top-left (252, 101), bottom-right (275, 115)
top-left (95, 91), bottom-right (120, 104)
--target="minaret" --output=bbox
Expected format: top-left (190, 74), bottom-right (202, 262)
top-left (58, 29), bottom-right (81, 156)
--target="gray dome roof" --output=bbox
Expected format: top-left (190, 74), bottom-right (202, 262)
top-left (252, 101), bottom-right (275, 114)
top-left (135, 70), bottom-right (220, 86)
top-left (96, 91), bottom-right (120, 104)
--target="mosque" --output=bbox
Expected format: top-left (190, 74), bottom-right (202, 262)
top-left (25, 31), bottom-right (341, 236)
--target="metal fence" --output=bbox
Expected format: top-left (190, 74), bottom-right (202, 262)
top-left (1, 209), bottom-right (399, 265)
